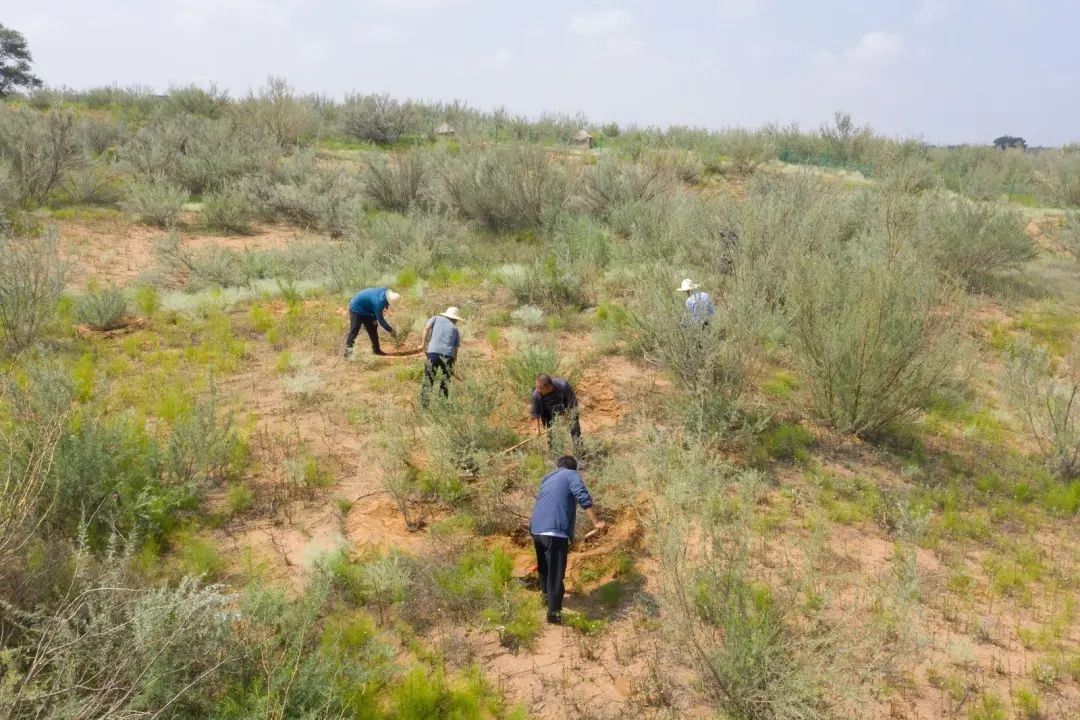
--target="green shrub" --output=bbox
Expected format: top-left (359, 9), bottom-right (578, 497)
top-left (163, 384), bottom-right (245, 488)
top-left (918, 198), bottom-right (1035, 288)
top-left (242, 150), bottom-right (361, 237)
top-left (788, 241), bottom-right (963, 437)
top-left (1037, 151), bottom-right (1080, 207)
top-left (362, 152), bottom-right (427, 211)
top-left (1004, 335), bottom-right (1080, 480)
top-left (0, 107), bottom-right (79, 206)
top-left (0, 228), bottom-right (68, 354)
top-left (576, 155), bottom-right (674, 219)
top-left (202, 183), bottom-right (254, 234)
top-left (341, 93), bottom-right (414, 144)
top-left (761, 423), bottom-right (815, 462)
top-left (126, 175), bottom-right (188, 228)
top-left (60, 159), bottom-right (124, 205)
top-left (437, 145), bottom-right (569, 232)
top-left (495, 257), bottom-right (589, 310)
top-left (75, 285), bottom-right (129, 331)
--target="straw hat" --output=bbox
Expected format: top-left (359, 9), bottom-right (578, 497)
top-left (386, 290), bottom-right (401, 306)
top-left (440, 306), bottom-right (463, 321)
top-left (677, 278), bottom-right (700, 292)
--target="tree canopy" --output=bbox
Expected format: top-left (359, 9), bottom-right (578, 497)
top-left (993, 135), bottom-right (1027, 150)
top-left (0, 24), bottom-right (43, 97)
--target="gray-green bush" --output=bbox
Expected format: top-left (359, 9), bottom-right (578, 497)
top-left (74, 286), bottom-right (129, 330)
top-left (917, 197), bottom-right (1035, 288)
top-left (0, 229), bottom-right (68, 354)
top-left (362, 152), bottom-right (427, 211)
top-left (1004, 335), bottom-right (1080, 480)
top-left (788, 240), bottom-right (963, 437)
top-left (201, 183), bottom-right (254, 234)
top-left (125, 175), bottom-right (188, 228)
top-left (437, 145), bottom-right (569, 232)
top-left (0, 107), bottom-right (80, 206)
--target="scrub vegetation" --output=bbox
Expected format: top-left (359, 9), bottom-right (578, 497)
top-left (1, 85), bottom-right (1078, 720)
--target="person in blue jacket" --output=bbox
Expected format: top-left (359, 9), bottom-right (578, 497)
top-left (344, 287), bottom-right (400, 357)
top-left (529, 456), bottom-right (606, 624)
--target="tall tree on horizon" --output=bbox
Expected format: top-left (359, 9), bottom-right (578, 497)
top-left (0, 24), bottom-right (43, 97)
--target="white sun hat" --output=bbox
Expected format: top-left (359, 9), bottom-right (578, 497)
top-left (386, 290), bottom-right (401, 306)
top-left (677, 278), bottom-right (700, 292)
top-left (440, 306), bottom-right (463, 321)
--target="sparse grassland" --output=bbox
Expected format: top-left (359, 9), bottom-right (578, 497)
top-left (0, 89), bottom-right (1078, 720)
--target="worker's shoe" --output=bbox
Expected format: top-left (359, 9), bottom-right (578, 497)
top-left (373, 349), bottom-right (387, 357)
top-left (343, 346), bottom-right (353, 359)
top-left (546, 612), bottom-right (562, 625)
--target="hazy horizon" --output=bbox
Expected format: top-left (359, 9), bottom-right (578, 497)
top-left (6, 0), bottom-right (1079, 146)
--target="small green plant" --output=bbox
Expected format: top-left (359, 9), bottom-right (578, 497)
top-left (226, 483), bottom-right (255, 515)
top-left (1015, 687), bottom-right (1041, 719)
top-left (75, 285), bottom-right (129, 330)
top-left (133, 285), bottom-right (160, 316)
top-left (760, 423), bottom-right (815, 462)
top-left (172, 531), bottom-right (226, 579)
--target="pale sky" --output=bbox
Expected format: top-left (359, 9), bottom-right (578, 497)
top-left (5, 0), bottom-right (1078, 145)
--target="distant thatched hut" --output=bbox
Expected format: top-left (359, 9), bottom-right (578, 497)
top-left (571, 129), bottom-right (594, 148)
top-left (435, 122), bottom-right (455, 137)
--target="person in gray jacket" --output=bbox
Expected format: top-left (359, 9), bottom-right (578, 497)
top-left (419, 306), bottom-right (462, 407)
top-left (529, 456), bottom-right (606, 624)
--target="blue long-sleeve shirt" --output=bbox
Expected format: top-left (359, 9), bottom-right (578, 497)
top-left (348, 288), bottom-right (393, 333)
top-left (529, 468), bottom-right (594, 541)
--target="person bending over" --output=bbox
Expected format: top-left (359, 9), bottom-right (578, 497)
top-left (344, 287), bottom-right (400, 357)
top-left (529, 456), bottom-right (606, 624)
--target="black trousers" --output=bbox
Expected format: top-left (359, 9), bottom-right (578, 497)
top-left (539, 407), bottom-right (582, 452)
top-left (346, 312), bottom-right (381, 354)
top-left (532, 534), bottom-right (570, 617)
top-left (420, 353), bottom-right (454, 407)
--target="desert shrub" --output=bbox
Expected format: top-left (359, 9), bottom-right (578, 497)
top-left (917, 198), bottom-right (1034, 288)
top-left (163, 384), bottom-right (245, 488)
top-left (648, 451), bottom-right (842, 720)
top-left (878, 155), bottom-right (939, 195)
top-left (125, 175), bottom-right (188, 228)
top-left (121, 116), bottom-right (196, 183)
top-left (176, 119), bottom-right (278, 195)
top-left (349, 209), bottom-right (459, 271)
top-left (0, 107), bottom-right (80, 206)
top-left (709, 128), bottom-right (777, 176)
top-left (643, 147), bottom-right (703, 184)
top-left (243, 149), bottom-right (362, 236)
top-left (240, 76), bottom-right (315, 147)
top-left (424, 373), bottom-right (517, 478)
top-left (1004, 335), bottom-right (1080, 480)
top-left (1058, 211), bottom-right (1080, 257)
top-left (0, 561), bottom-right (237, 720)
top-left (59, 159), bottom-right (124, 205)
top-left (788, 240), bottom-right (963, 437)
top-left (0, 228), bottom-right (68, 354)
top-left (501, 344), bottom-right (569, 390)
top-left (165, 83), bottom-right (230, 118)
top-left (494, 257), bottom-right (589, 310)
top-left (341, 93), bottom-right (414, 144)
top-left (1037, 152), bottom-right (1080, 207)
top-left (75, 114), bottom-right (126, 155)
top-left (0, 382), bottom-right (67, 570)
top-left (201, 183), bottom-right (254, 234)
top-left (437, 145), bottom-right (569, 232)
top-left (576, 155), bottom-right (674, 220)
top-left (362, 152), bottom-right (427, 211)
top-left (74, 286), bottom-right (129, 330)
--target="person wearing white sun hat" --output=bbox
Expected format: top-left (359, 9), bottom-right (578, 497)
top-left (419, 306), bottom-right (463, 406)
top-left (344, 287), bottom-right (400, 357)
top-left (677, 278), bottom-right (715, 325)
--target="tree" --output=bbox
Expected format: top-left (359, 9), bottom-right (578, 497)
top-left (993, 135), bottom-right (1026, 150)
top-left (0, 24), bottom-right (43, 97)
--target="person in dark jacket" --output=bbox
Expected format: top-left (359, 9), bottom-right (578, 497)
top-left (531, 374), bottom-right (582, 452)
top-left (344, 287), bottom-right (400, 357)
top-left (529, 456), bottom-right (605, 624)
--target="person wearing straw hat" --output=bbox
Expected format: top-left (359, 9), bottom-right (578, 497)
top-left (344, 287), bottom-right (400, 358)
top-left (419, 306), bottom-right (462, 406)
top-left (677, 278), bottom-right (715, 325)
